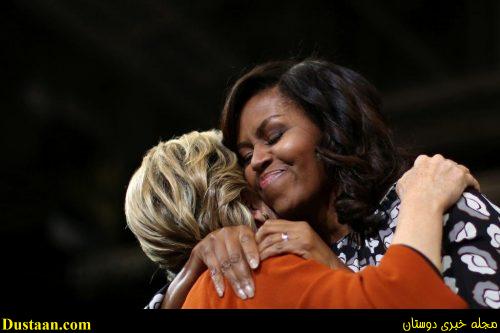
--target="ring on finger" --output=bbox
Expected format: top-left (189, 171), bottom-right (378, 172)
top-left (281, 232), bottom-right (289, 242)
top-left (221, 260), bottom-right (232, 273)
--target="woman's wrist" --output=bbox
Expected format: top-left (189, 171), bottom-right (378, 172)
top-left (393, 201), bottom-right (444, 270)
top-left (399, 190), bottom-right (446, 217)
top-left (160, 250), bottom-right (206, 308)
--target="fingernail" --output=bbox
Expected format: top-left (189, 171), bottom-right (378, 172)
top-left (244, 284), bottom-right (254, 298)
top-left (237, 288), bottom-right (247, 300)
top-left (249, 259), bottom-right (259, 269)
top-left (216, 286), bottom-right (224, 297)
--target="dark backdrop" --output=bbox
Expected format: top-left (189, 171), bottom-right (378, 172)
top-left (1, 0), bottom-right (499, 309)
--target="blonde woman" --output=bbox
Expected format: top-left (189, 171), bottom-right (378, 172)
top-left (125, 130), bottom-right (476, 308)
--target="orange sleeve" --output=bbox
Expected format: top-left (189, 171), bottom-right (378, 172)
top-left (182, 244), bottom-right (467, 309)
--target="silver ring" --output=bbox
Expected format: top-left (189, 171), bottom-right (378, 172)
top-left (281, 232), bottom-right (289, 242)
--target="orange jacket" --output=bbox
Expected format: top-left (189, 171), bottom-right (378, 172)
top-left (182, 245), bottom-right (467, 309)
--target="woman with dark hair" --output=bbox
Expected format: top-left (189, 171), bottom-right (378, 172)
top-left (152, 59), bottom-right (500, 309)
top-left (126, 130), bottom-right (470, 308)
top-left (222, 60), bottom-right (408, 240)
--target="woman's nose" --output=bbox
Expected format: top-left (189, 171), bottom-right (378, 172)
top-left (250, 143), bottom-right (272, 172)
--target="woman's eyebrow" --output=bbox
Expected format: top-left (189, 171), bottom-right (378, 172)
top-left (236, 141), bottom-right (252, 151)
top-left (237, 114), bottom-right (284, 150)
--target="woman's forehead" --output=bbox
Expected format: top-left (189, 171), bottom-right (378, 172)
top-left (241, 88), bottom-right (284, 118)
top-left (237, 91), bottom-right (298, 139)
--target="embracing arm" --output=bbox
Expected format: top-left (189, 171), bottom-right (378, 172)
top-left (183, 155), bottom-right (476, 309)
top-left (160, 250), bottom-right (206, 309)
top-left (158, 220), bottom-right (348, 308)
top-left (158, 225), bottom-right (260, 308)
top-left (392, 154), bottom-right (480, 269)
top-left (255, 220), bottom-right (350, 271)
top-left (183, 244), bottom-right (467, 309)
top-left (296, 244), bottom-right (467, 308)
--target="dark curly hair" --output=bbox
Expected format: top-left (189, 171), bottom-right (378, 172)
top-left (220, 59), bottom-right (411, 240)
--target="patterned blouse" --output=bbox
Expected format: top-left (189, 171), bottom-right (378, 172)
top-left (145, 185), bottom-right (500, 309)
top-left (333, 184), bottom-right (500, 309)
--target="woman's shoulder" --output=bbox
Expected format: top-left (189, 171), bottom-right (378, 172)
top-left (443, 188), bottom-right (500, 244)
top-left (451, 188), bottom-right (500, 220)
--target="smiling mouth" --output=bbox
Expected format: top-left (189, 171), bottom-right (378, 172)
top-left (259, 170), bottom-right (286, 189)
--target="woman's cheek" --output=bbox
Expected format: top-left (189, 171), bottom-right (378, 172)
top-left (275, 140), bottom-right (295, 161)
top-left (244, 169), bottom-right (257, 190)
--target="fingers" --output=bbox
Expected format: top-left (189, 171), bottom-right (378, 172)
top-left (415, 154), bottom-right (453, 169)
top-left (455, 164), bottom-right (480, 191)
top-left (225, 234), bottom-right (255, 299)
top-left (212, 234), bottom-right (249, 300)
top-left (195, 234), bottom-right (227, 298)
top-left (202, 247), bottom-right (225, 298)
top-left (255, 220), bottom-right (294, 243)
top-left (239, 228), bottom-right (260, 269)
top-left (401, 154), bottom-right (481, 213)
top-left (256, 220), bottom-right (305, 255)
top-left (433, 156), bottom-right (480, 192)
top-left (414, 154), bottom-right (430, 166)
top-left (259, 238), bottom-right (296, 261)
top-left (427, 154), bottom-right (481, 193)
top-left (432, 154), bottom-right (444, 161)
top-left (257, 224), bottom-right (301, 256)
top-left (258, 232), bottom-right (287, 254)
top-left (445, 160), bottom-right (480, 192)
top-left (197, 227), bottom-right (258, 300)
top-left (456, 164), bottom-right (469, 174)
top-left (465, 172), bottom-right (481, 192)
top-left (196, 233), bottom-right (226, 298)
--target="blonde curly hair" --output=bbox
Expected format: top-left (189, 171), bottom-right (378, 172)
top-left (125, 130), bottom-right (255, 274)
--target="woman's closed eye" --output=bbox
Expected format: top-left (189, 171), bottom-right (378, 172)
top-left (266, 131), bottom-right (283, 145)
top-left (239, 130), bottom-right (284, 165)
top-left (241, 152), bottom-right (253, 166)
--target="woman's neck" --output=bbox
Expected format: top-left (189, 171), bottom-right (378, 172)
top-left (310, 192), bottom-right (350, 246)
top-left (325, 210), bottom-right (350, 244)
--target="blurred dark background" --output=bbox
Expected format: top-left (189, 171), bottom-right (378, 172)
top-left (1, 0), bottom-right (499, 309)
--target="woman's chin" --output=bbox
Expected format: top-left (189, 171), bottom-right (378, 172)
top-left (271, 203), bottom-right (296, 220)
